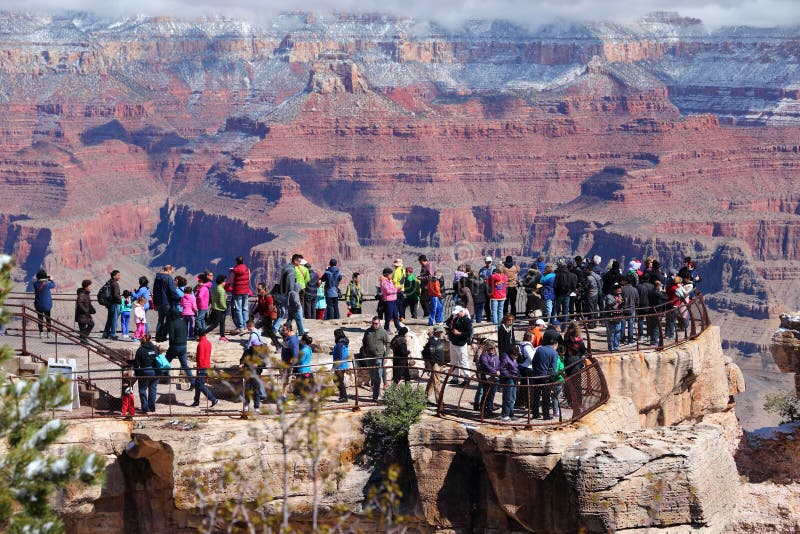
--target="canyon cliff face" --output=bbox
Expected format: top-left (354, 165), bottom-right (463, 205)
top-left (0, 11), bottom-right (799, 408)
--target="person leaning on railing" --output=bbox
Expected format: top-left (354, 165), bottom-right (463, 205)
top-left (422, 325), bottom-right (447, 404)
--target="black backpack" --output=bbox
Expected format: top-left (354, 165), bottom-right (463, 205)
top-left (97, 281), bottom-right (112, 306)
top-left (555, 270), bottom-right (571, 294)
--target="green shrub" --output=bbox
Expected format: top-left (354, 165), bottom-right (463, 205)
top-left (763, 391), bottom-right (800, 424)
top-left (363, 382), bottom-right (427, 458)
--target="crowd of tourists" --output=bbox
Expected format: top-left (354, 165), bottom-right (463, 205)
top-left (28, 251), bottom-right (701, 418)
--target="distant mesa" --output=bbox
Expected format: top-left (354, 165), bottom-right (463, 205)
top-left (306, 56), bottom-right (369, 95)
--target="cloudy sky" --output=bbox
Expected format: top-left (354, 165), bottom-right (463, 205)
top-left (1, 0), bottom-right (799, 29)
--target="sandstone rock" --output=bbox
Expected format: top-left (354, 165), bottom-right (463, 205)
top-left (562, 425), bottom-right (739, 533)
top-left (725, 483), bottom-right (800, 533)
top-left (598, 326), bottom-right (730, 427)
top-left (469, 396), bottom-right (640, 532)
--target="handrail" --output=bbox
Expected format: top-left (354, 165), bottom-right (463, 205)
top-left (13, 355), bottom-right (610, 428)
top-left (3, 303), bottom-right (127, 368)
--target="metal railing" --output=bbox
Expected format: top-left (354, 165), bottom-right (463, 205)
top-left (16, 355), bottom-right (609, 429)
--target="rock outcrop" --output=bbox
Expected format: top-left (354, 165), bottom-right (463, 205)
top-left (562, 425), bottom-right (739, 533)
top-left (770, 313), bottom-right (800, 396)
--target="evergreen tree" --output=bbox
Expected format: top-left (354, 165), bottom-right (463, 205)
top-left (0, 256), bottom-right (105, 534)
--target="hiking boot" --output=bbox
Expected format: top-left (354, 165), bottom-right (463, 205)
top-left (210, 399), bottom-right (219, 408)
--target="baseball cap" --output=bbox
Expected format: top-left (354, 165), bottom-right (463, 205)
top-left (485, 256), bottom-right (492, 263)
top-left (451, 305), bottom-right (464, 316)
top-left (433, 325), bottom-right (444, 333)
top-left (535, 319), bottom-right (547, 327)
top-left (299, 259), bottom-right (308, 265)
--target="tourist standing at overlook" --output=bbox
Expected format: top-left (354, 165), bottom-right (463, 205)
top-left (331, 328), bottom-right (350, 402)
top-left (390, 327), bottom-right (411, 384)
top-left (498, 346), bottom-right (519, 421)
top-left (303, 262), bottom-right (320, 320)
top-left (425, 272), bottom-right (443, 325)
top-left (153, 265), bottom-right (182, 342)
top-left (422, 324), bottom-right (447, 404)
top-left (531, 330), bottom-right (560, 420)
top-left (345, 272), bottom-right (362, 315)
top-left (497, 313), bottom-right (516, 360)
top-left (554, 258), bottom-right (577, 324)
top-left (604, 284), bottom-right (624, 351)
top-left (277, 254), bottom-right (302, 330)
top-left (445, 305), bottom-right (473, 386)
top-left (294, 259), bottom-right (310, 315)
top-left (32, 269), bottom-right (55, 338)
top-left (417, 254), bottom-right (434, 317)
top-left (487, 267), bottom-right (507, 327)
top-left (391, 259), bottom-right (406, 322)
top-left (74, 279), bottom-right (96, 341)
top-left (194, 272), bottom-right (212, 334)
top-left (134, 334), bottom-right (159, 413)
top-left (191, 331), bottom-right (219, 408)
top-left (500, 256), bottom-right (520, 317)
top-left (131, 276), bottom-right (151, 333)
top-left (475, 340), bottom-right (500, 416)
top-left (101, 270), bottom-right (122, 340)
top-left (228, 256), bottom-right (252, 335)
top-left (380, 267), bottom-right (401, 332)
top-left (582, 263), bottom-right (601, 327)
top-left (362, 316), bottom-right (390, 401)
top-left (621, 277), bottom-right (639, 345)
top-left (203, 274), bottom-right (229, 341)
top-left (322, 259), bottom-right (343, 320)
top-left (539, 265), bottom-right (555, 322)
top-left (403, 267), bottom-right (421, 319)
top-left (166, 307), bottom-right (194, 389)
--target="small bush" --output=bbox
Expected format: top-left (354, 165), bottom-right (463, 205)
top-left (763, 391), bottom-right (800, 424)
top-left (363, 383), bottom-right (427, 458)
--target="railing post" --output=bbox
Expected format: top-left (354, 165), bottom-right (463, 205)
top-left (352, 367), bottom-right (360, 412)
top-left (436, 366), bottom-right (452, 417)
top-left (21, 305), bottom-right (27, 355)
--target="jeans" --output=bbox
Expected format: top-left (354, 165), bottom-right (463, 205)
top-left (169, 345), bottom-right (194, 385)
top-left (325, 296), bottom-right (340, 320)
top-left (473, 302), bottom-right (484, 323)
top-left (531, 377), bottom-right (551, 419)
top-left (367, 358), bottom-right (384, 401)
top-left (606, 320), bottom-right (622, 351)
top-left (232, 295), bottom-right (248, 330)
top-left (137, 368), bottom-right (158, 412)
top-left (648, 315), bottom-right (661, 346)
top-left (623, 312), bottom-right (635, 342)
top-left (490, 299), bottom-right (505, 326)
top-left (500, 377), bottom-right (517, 418)
top-left (120, 311), bottom-right (131, 336)
top-left (194, 369), bottom-right (218, 404)
top-left (545, 299), bottom-right (553, 322)
top-left (286, 309), bottom-right (306, 335)
top-left (183, 315), bottom-right (195, 338)
top-left (383, 300), bottom-right (401, 332)
top-left (477, 375), bottom-right (497, 416)
top-left (585, 294), bottom-right (599, 325)
top-left (103, 304), bottom-right (120, 338)
top-left (552, 383), bottom-right (563, 417)
top-left (428, 297), bottom-right (443, 325)
top-left (555, 295), bottom-right (570, 322)
top-left (195, 309), bottom-right (208, 333)
top-left (665, 309), bottom-right (677, 339)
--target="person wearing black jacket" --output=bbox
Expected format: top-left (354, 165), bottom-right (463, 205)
top-left (445, 306), bottom-right (473, 386)
top-left (637, 273), bottom-right (655, 342)
top-left (102, 270), bottom-right (123, 340)
top-left (554, 259), bottom-right (577, 323)
top-left (134, 334), bottom-right (159, 413)
top-left (75, 279), bottom-right (96, 341)
top-left (648, 279), bottom-right (669, 346)
top-left (497, 313), bottom-right (517, 360)
top-left (390, 327), bottom-right (412, 383)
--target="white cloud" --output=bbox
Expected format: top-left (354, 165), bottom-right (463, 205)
top-left (1, 0), bottom-right (798, 29)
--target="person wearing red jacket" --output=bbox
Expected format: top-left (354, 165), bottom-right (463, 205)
top-left (227, 256), bottom-right (253, 334)
top-left (488, 268), bottom-right (508, 327)
top-left (191, 332), bottom-right (219, 408)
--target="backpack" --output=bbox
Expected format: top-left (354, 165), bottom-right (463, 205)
top-left (97, 281), bottom-right (112, 306)
top-left (554, 270), bottom-right (571, 294)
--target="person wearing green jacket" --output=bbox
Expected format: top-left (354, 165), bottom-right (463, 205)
top-left (203, 274), bottom-right (230, 341)
top-left (345, 273), bottom-right (363, 315)
top-left (403, 267), bottom-right (421, 319)
top-left (553, 352), bottom-right (565, 418)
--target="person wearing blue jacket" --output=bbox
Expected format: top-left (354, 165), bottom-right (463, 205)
top-left (295, 333), bottom-right (315, 398)
top-left (531, 330), bottom-right (560, 420)
top-left (539, 265), bottom-right (556, 322)
top-left (322, 259), bottom-right (343, 320)
top-left (331, 328), bottom-right (350, 402)
top-left (32, 269), bottom-right (55, 338)
top-left (131, 276), bottom-right (151, 333)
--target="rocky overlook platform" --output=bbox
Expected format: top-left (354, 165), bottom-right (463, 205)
top-left (5, 308), bottom-right (794, 533)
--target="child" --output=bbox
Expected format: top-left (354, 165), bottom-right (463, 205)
top-left (315, 281), bottom-right (327, 320)
top-left (295, 333), bottom-right (315, 398)
top-left (426, 272), bottom-right (443, 325)
top-left (181, 285), bottom-right (198, 339)
top-left (195, 272), bottom-right (212, 333)
top-left (133, 296), bottom-right (147, 341)
top-left (331, 328), bottom-right (349, 402)
top-left (121, 371), bottom-right (135, 419)
top-left (120, 290), bottom-right (133, 340)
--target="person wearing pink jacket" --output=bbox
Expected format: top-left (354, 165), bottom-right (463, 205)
top-left (195, 272), bottom-right (213, 333)
top-left (380, 267), bottom-right (401, 333)
top-left (180, 285), bottom-right (199, 339)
